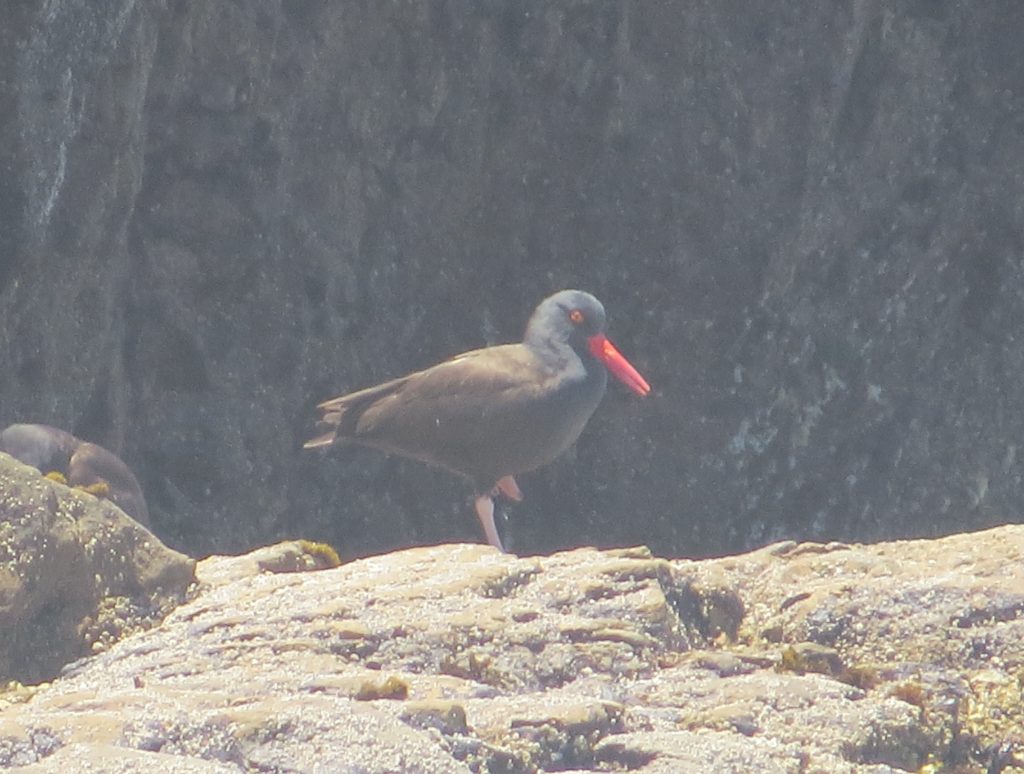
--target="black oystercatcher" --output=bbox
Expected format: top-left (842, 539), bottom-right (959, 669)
top-left (304, 289), bottom-right (650, 552)
top-left (0, 423), bottom-right (151, 527)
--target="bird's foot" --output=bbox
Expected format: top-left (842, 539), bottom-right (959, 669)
top-left (493, 475), bottom-right (523, 502)
top-left (474, 495), bottom-right (506, 553)
top-left (43, 470), bottom-right (68, 485)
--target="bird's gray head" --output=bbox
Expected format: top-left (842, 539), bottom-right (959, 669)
top-left (524, 290), bottom-right (607, 352)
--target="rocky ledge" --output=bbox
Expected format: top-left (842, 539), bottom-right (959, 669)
top-left (2, 513), bottom-right (1023, 772)
top-left (0, 453), bottom-right (195, 686)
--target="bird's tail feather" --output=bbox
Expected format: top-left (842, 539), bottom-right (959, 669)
top-left (302, 431), bottom-right (336, 449)
top-left (304, 375), bottom-right (408, 449)
top-left (303, 408), bottom-right (345, 448)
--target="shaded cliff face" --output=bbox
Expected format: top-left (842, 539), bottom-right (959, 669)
top-left (1, 2), bottom-right (1023, 558)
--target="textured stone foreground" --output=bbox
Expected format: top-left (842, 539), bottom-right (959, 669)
top-left (2, 526), bottom-right (1024, 772)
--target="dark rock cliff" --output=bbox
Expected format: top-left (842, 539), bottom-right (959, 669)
top-left (1, 2), bottom-right (1022, 558)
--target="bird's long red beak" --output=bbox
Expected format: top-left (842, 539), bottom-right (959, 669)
top-left (588, 335), bottom-right (651, 396)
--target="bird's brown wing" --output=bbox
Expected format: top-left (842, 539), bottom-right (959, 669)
top-left (303, 373), bottom-right (418, 448)
top-left (359, 346), bottom-right (550, 429)
top-left (304, 345), bottom-right (554, 458)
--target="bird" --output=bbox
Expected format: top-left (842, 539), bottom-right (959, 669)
top-left (0, 423), bottom-right (151, 528)
top-left (304, 289), bottom-right (651, 552)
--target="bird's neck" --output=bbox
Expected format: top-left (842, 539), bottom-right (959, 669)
top-left (527, 337), bottom-right (599, 387)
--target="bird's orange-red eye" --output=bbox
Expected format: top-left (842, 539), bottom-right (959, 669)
top-left (569, 309), bottom-right (585, 324)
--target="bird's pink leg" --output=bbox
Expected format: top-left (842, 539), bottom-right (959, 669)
top-left (474, 494), bottom-right (506, 552)
top-left (494, 475), bottom-right (523, 502)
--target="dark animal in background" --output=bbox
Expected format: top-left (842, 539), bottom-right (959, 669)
top-left (0, 423), bottom-right (151, 528)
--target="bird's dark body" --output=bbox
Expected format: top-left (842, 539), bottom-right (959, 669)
top-left (315, 343), bottom-right (608, 490)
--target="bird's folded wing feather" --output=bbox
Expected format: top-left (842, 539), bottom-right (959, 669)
top-left (304, 345), bottom-right (554, 448)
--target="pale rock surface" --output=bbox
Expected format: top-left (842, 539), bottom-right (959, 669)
top-left (2, 525), bottom-right (1024, 771)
